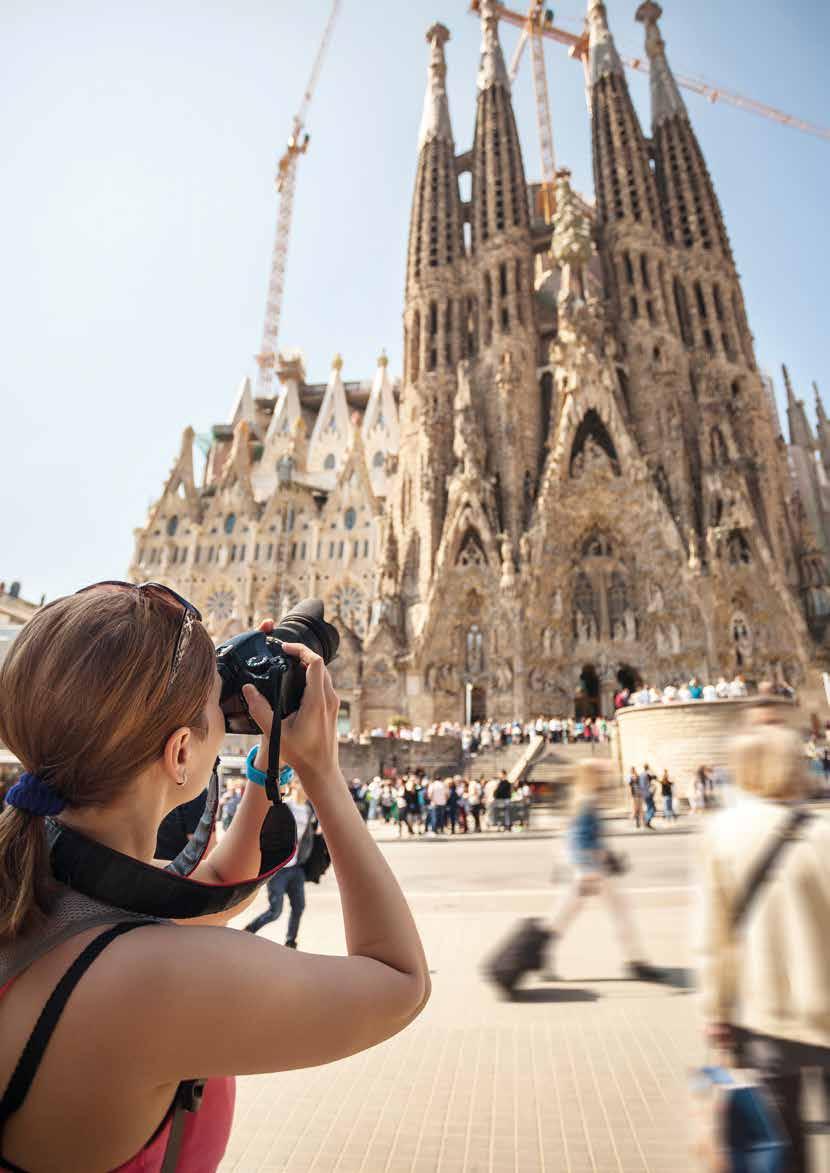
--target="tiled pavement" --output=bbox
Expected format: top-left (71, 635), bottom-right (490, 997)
top-left (218, 830), bottom-right (826, 1173)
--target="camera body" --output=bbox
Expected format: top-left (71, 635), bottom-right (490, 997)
top-left (216, 598), bottom-right (339, 735)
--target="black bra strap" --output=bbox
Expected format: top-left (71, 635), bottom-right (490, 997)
top-left (0, 922), bottom-right (147, 1137)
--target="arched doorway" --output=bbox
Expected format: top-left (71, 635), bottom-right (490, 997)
top-left (470, 686), bottom-right (487, 723)
top-left (575, 664), bottom-right (600, 718)
top-left (617, 664), bottom-right (640, 693)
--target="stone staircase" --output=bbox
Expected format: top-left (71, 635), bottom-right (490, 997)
top-left (525, 740), bottom-right (613, 804)
top-left (463, 740), bottom-right (529, 780)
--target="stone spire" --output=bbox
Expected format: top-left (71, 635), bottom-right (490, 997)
top-left (635, 2), bottom-right (684, 123)
top-left (784, 364), bottom-right (815, 451)
top-left (471, 0), bottom-right (529, 250)
top-left (406, 24), bottom-right (464, 296)
top-left (814, 382), bottom-right (830, 474)
top-left (587, 0), bottom-right (659, 233)
top-left (477, 0), bottom-right (509, 91)
top-left (586, 0), bottom-right (624, 85)
top-left (636, 1), bottom-right (732, 259)
top-left (308, 354), bottom-right (351, 474)
top-left (418, 23), bottom-right (453, 149)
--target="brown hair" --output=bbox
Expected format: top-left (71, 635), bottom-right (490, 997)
top-left (0, 588), bottom-right (215, 938)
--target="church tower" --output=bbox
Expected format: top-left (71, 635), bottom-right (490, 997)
top-left (586, 0), bottom-right (698, 546)
top-left (636, 1), bottom-right (798, 579)
top-left (469, 0), bottom-right (540, 546)
top-left (392, 22), bottom-right (467, 630)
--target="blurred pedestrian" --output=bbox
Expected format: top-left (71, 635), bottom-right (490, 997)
top-left (659, 769), bottom-right (676, 821)
top-left (427, 776), bottom-right (447, 834)
top-left (545, 761), bottom-right (658, 982)
top-left (638, 764), bottom-right (657, 829)
top-left (244, 779), bottom-right (313, 947)
top-left (628, 767), bottom-right (643, 829)
top-left (468, 776), bottom-right (484, 832)
top-left (701, 725), bottom-right (830, 1173)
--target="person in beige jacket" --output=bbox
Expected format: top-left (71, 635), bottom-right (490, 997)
top-left (700, 724), bottom-right (830, 1172)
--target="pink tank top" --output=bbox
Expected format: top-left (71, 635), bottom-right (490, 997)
top-left (113, 1076), bottom-right (235, 1173)
top-left (0, 967), bottom-right (235, 1172)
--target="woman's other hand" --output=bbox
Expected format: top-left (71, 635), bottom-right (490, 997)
top-left (276, 641), bottom-right (341, 792)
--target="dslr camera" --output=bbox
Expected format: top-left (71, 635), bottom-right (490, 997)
top-left (216, 597), bottom-right (340, 735)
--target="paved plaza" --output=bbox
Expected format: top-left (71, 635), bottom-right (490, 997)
top-left (220, 820), bottom-right (827, 1173)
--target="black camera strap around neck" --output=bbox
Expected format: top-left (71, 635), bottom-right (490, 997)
top-left (47, 683), bottom-right (298, 919)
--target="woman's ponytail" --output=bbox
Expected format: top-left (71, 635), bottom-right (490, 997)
top-left (0, 807), bottom-right (52, 937)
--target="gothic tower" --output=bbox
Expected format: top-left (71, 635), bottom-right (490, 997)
top-left (469, 0), bottom-right (540, 546)
top-left (633, 0), bottom-right (810, 670)
top-left (392, 22), bottom-right (467, 633)
top-left (586, 0), bottom-right (698, 546)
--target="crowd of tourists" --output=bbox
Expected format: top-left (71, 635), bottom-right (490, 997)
top-left (347, 772), bottom-right (532, 835)
top-left (343, 714), bottom-right (613, 749)
top-left (616, 673), bottom-right (795, 708)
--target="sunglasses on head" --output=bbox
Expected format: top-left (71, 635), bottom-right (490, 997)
top-left (75, 581), bottom-right (202, 692)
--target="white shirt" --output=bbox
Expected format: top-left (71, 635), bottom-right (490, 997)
top-left (702, 684), bottom-right (717, 701)
top-left (700, 794), bottom-right (830, 1047)
top-left (428, 780), bottom-right (447, 805)
top-left (287, 798), bottom-right (311, 844)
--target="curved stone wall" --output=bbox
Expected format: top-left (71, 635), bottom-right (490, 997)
top-left (615, 697), bottom-right (797, 798)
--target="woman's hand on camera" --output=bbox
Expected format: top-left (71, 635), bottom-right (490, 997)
top-left (241, 620), bottom-right (277, 739)
top-left (277, 641), bottom-right (341, 791)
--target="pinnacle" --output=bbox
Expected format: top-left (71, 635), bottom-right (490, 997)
top-left (635, 1), bottom-right (663, 27)
top-left (426, 22), bottom-right (450, 49)
top-left (332, 353), bottom-right (344, 372)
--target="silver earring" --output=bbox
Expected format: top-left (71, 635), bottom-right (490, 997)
top-left (177, 771), bottom-right (187, 788)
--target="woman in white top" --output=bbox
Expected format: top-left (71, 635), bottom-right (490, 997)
top-left (701, 725), bottom-right (830, 1172)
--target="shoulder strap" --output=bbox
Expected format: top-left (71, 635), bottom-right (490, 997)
top-left (731, 808), bottom-right (813, 931)
top-left (0, 922), bottom-right (146, 1137)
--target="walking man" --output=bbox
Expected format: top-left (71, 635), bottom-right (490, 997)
top-left (659, 769), bottom-right (676, 821)
top-left (638, 764), bottom-right (657, 829)
top-left (245, 779), bottom-right (315, 946)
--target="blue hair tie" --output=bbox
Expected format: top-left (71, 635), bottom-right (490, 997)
top-left (5, 773), bottom-right (66, 817)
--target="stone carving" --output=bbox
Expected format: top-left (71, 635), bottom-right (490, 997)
top-left (669, 623), bottom-right (681, 653)
top-left (624, 609), bottom-right (637, 642)
top-left (647, 584), bottom-right (664, 613)
top-left (656, 626), bottom-right (668, 656)
top-left (493, 661), bottom-right (513, 692)
top-left (528, 667), bottom-right (567, 697)
top-left (426, 662), bottom-right (461, 694)
top-left (366, 658), bottom-right (395, 691)
top-left (731, 612), bottom-right (753, 662)
top-left (552, 589), bottom-right (563, 618)
top-left (572, 434), bottom-right (613, 479)
top-left (542, 625), bottom-right (563, 658)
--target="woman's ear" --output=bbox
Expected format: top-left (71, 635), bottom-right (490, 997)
top-left (162, 726), bottom-right (192, 785)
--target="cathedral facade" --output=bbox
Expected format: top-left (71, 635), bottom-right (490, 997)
top-left (130, 0), bottom-right (827, 729)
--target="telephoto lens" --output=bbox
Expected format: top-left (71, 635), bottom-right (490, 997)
top-left (216, 598), bottom-right (339, 734)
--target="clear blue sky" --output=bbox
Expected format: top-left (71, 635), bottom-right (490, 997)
top-left (2, 0), bottom-right (827, 603)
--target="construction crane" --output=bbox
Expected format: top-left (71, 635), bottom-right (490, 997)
top-left (254, 0), bottom-right (342, 396)
top-left (471, 0), bottom-right (830, 222)
top-left (507, 4), bottom-right (559, 222)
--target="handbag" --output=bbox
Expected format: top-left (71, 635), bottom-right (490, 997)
top-left (302, 831), bottom-right (331, 884)
top-left (691, 808), bottom-right (812, 1172)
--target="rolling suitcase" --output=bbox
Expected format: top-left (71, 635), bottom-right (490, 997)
top-left (483, 917), bottom-right (550, 997)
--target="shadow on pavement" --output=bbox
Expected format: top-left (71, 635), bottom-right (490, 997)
top-left (511, 987), bottom-right (600, 1003)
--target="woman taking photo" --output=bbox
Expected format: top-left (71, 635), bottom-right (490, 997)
top-left (701, 725), bottom-right (830, 1173)
top-left (0, 584), bottom-right (430, 1171)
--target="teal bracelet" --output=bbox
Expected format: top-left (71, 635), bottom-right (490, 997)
top-left (245, 747), bottom-right (294, 789)
top-left (245, 746), bottom-right (267, 786)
